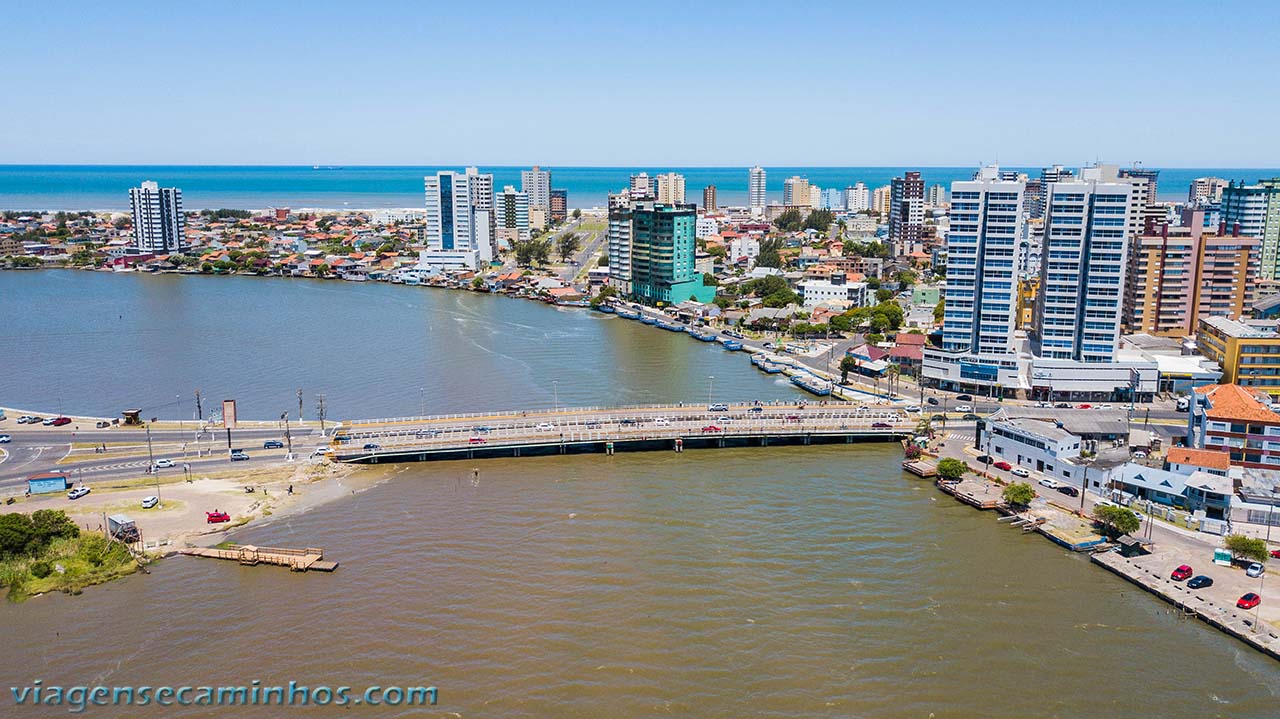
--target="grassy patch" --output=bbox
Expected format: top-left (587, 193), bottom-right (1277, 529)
top-left (0, 535), bottom-right (139, 602)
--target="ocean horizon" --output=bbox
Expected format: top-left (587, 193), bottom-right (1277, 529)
top-left (2, 164), bottom-right (1278, 212)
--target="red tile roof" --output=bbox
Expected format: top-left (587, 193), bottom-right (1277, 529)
top-left (1196, 384), bottom-right (1280, 423)
top-left (1165, 447), bottom-right (1231, 471)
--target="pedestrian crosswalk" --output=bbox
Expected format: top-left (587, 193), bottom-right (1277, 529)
top-left (945, 432), bottom-right (972, 442)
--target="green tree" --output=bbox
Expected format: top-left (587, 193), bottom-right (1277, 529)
top-left (30, 509), bottom-right (79, 545)
top-left (937, 458), bottom-right (968, 481)
top-left (1223, 534), bottom-right (1269, 563)
top-left (572, 208), bottom-right (582, 220)
top-left (875, 288), bottom-right (894, 303)
top-left (894, 269), bottom-right (919, 286)
top-left (471, 277), bottom-right (485, 290)
top-left (1092, 504), bottom-right (1141, 538)
top-left (773, 209), bottom-right (804, 232)
top-left (755, 238), bottom-right (784, 268)
top-left (1002, 482), bottom-right (1036, 508)
top-left (314, 263), bottom-right (331, 277)
top-left (556, 233), bottom-right (582, 262)
top-left (803, 209), bottom-right (834, 231)
top-left (590, 285), bottom-right (619, 308)
top-left (0, 513), bottom-right (37, 558)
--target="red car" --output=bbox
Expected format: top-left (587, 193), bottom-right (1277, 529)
top-left (51, 417), bottom-right (72, 426)
top-left (1076, 404), bottom-right (1092, 410)
top-left (468, 437), bottom-right (487, 444)
top-left (1170, 565), bottom-right (1193, 581)
top-left (701, 425), bottom-right (723, 433)
top-left (206, 511), bottom-right (231, 524)
top-left (1271, 549), bottom-right (1280, 559)
top-left (993, 461), bottom-right (1013, 471)
top-left (1237, 593), bottom-right (1261, 610)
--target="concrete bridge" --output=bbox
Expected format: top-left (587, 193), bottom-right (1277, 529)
top-left (332, 402), bottom-right (913, 463)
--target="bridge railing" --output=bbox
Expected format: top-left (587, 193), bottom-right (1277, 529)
top-left (346, 399), bottom-right (892, 426)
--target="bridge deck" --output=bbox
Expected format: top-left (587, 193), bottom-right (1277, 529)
top-left (334, 403), bottom-right (913, 463)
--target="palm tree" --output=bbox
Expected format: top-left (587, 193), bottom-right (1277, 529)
top-left (886, 365), bottom-right (901, 399)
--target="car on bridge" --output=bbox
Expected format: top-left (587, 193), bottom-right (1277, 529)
top-left (872, 422), bottom-right (893, 428)
top-left (68, 486), bottom-right (91, 500)
top-left (263, 440), bottom-right (284, 449)
top-left (536, 423), bottom-right (556, 431)
top-left (708, 403), bottom-right (729, 412)
top-left (311, 447), bottom-right (333, 457)
top-left (701, 425), bottom-right (723, 433)
top-left (468, 437), bottom-right (487, 444)
top-left (415, 429), bottom-right (442, 438)
top-left (747, 406), bottom-right (763, 413)
top-left (653, 417), bottom-right (671, 426)
top-left (474, 426), bottom-right (493, 433)
top-left (363, 443), bottom-right (381, 451)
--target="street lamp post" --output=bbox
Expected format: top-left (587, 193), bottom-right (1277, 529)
top-left (708, 375), bottom-right (715, 407)
top-left (553, 381), bottom-right (559, 412)
top-left (146, 424), bottom-right (161, 507)
top-left (282, 412), bottom-right (293, 457)
top-left (1256, 491), bottom-right (1276, 633)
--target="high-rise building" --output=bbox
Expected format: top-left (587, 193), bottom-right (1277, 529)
top-left (1124, 212), bottom-right (1259, 337)
top-left (872, 185), bottom-right (892, 216)
top-left (1119, 165), bottom-right (1162, 230)
top-left (808, 184), bottom-right (822, 210)
top-left (549, 189), bottom-right (568, 223)
top-left (1188, 177), bottom-right (1229, 205)
top-left (129, 180), bottom-right (185, 253)
top-left (492, 185), bottom-right (531, 245)
top-left (821, 188), bottom-right (844, 211)
top-left (655, 172), bottom-right (686, 204)
top-left (629, 172), bottom-right (653, 200)
top-left (422, 168), bottom-right (494, 269)
top-left (1032, 167), bottom-right (1134, 362)
top-left (1024, 179), bottom-right (1045, 219)
top-left (845, 183), bottom-right (870, 213)
top-left (521, 166), bottom-right (551, 212)
top-left (939, 166), bottom-right (1025, 355)
top-left (1221, 178), bottom-right (1280, 280)
top-left (628, 202), bottom-right (716, 305)
top-left (1040, 165), bottom-right (1074, 185)
top-left (783, 176), bottom-right (810, 207)
top-left (748, 166), bottom-right (767, 210)
top-left (606, 192), bottom-right (634, 294)
top-left (889, 171), bottom-right (925, 253)
top-left (702, 185), bottom-right (717, 212)
top-left (927, 184), bottom-right (947, 208)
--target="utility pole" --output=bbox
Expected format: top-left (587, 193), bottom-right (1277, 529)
top-left (316, 394), bottom-right (327, 432)
top-left (195, 389), bottom-right (203, 422)
top-left (708, 375), bottom-right (715, 407)
top-left (420, 387), bottom-right (426, 417)
top-left (297, 389), bottom-right (304, 424)
top-left (282, 411), bottom-right (293, 456)
top-left (146, 424), bottom-right (161, 507)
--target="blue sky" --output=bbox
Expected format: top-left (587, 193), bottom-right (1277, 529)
top-left (3, 1), bottom-right (1277, 166)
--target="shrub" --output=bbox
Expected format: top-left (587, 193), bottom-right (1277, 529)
top-left (30, 561), bottom-right (53, 579)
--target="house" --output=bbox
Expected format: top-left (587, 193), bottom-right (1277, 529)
top-left (1188, 383), bottom-right (1280, 468)
top-left (1108, 463), bottom-right (1191, 507)
top-left (27, 471), bottom-right (69, 495)
top-left (1164, 447), bottom-right (1231, 477)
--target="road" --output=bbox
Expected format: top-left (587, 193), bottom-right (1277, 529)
top-left (0, 421), bottom-right (334, 490)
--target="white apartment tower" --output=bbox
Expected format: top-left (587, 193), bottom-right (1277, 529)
top-left (1032, 167), bottom-right (1134, 362)
top-left (844, 182), bottom-right (870, 212)
top-left (941, 166), bottom-right (1026, 355)
top-left (606, 192), bottom-right (634, 293)
top-left (129, 181), bottom-right (185, 253)
top-left (655, 172), bottom-right (686, 204)
top-left (629, 172), bottom-right (653, 199)
top-left (748, 166), bottom-right (767, 210)
top-left (493, 185), bottom-right (531, 245)
top-left (521, 166), bottom-right (551, 212)
top-left (422, 168), bottom-right (495, 269)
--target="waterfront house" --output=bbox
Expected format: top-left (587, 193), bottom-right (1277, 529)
top-left (1188, 383), bottom-right (1280, 468)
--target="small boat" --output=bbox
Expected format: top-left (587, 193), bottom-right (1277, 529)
top-left (557, 300), bottom-right (590, 307)
top-left (596, 304), bottom-right (616, 314)
top-left (640, 316), bottom-right (658, 325)
top-left (617, 309), bottom-right (641, 320)
top-left (721, 340), bottom-right (744, 351)
top-left (790, 374), bottom-right (833, 396)
top-left (692, 331), bottom-right (718, 342)
top-left (656, 320), bottom-right (686, 332)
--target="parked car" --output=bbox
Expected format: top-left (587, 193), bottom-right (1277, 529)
top-left (993, 461), bottom-right (1013, 471)
top-left (68, 486), bottom-right (91, 500)
top-left (1246, 562), bottom-right (1266, 578)
top-left (701, 425), bottom-right (723, 433)
top-left (1054, 403), bottom-right (1071, 409)
top-left (230, 450), bottom-right (250, 461)
top-left (263, 440), bottom-right (284, 449)
top-left (17, 415), bottom-right (39, 424)
top-left (1170, 565), bottom-right (1194, 581)
top-left (41, 417), bottom-right (57, 426)
top-left (206, 511), bottom-right (232, 524)
top-left (1237, 593), bottom-right (1261, 610)
top-left (956, 394), bottom-right (972, 401)
top-left (1175, 397), bottom-right (1190, 411)
top-left (50, 417), bottom-right (72, 426)
top-left (1076, 404), bottom-right (1092, 410)
top-left (926, 397), bottom-right (940, 406)
top-left (141, 495), bottom-right (159, 509)
top-left (363, 443), bottom-right (380, 450)
top-left (1272, 549), bottom-right (1280, 559)
top-left (1056, 485), bottom-right (1080, 498)
top-left (954, 405), bottom-right (972, 413)
top-left (152, 458), bottom-right (175, 469)
top-left (975, 454), bottom-right (993, 464)
top-left (95, 421), bottom-right (110, 428)
top-left (0, 434), bottom-right (10, 443)
top-left (708, 403), bottom-right (729, 412)
top-left (1187, 575), bottom-right (1214, 589)
top-left (1038, 478), bottom-right (1060, 489)
top-left (1011, 467), bottom-right (1030, 478)
top-left (1132, 450), bottom-right (1148, 459)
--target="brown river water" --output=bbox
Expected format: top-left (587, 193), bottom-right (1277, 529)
top-left (2, 273), bottom-right (1279, 717)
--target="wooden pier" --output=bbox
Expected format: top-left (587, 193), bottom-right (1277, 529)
top-left (182, 544), bottom-right (339, 572)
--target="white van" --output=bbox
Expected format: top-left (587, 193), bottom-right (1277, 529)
top-left (1175, 397), bottom-right (1190, 411)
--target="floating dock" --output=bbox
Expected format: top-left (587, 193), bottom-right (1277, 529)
top-left (182, 544), bottom-right (339, 572)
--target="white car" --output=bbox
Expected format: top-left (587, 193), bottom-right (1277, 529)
top-left (311, 446), bottom-right (333, 457)
top-left (1037, 478), bottom-right (1061, 489)
top-left (1246, 563), bottom-right (1266, 578)
top-left (652, 417), bottom-right (671, 426)
top-left (0, 434), bottom-right (11, 443)
top-left (1132, 450), bottom-right (1148, 459)
top-left (954, 405), bottom-right (973, 413)
top-left (141, 495), bottom-right (159, 509)
top-left (535, 423), bottom-right (556, 431)
top-left (17, 415), bottom-right (37, 424)
top-left (152, 458), bottom-right (175, 469)
top-left (1011, 467), bottom-right (1030, 478)
top-left (41, 417), bottom-right (57, 426)
top-left (903, 405), bottom-right (922, 413)
top-left (1097, 403), bottom-right (1114, 410)
top-left (68, 486), bottom-right (91, 500)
